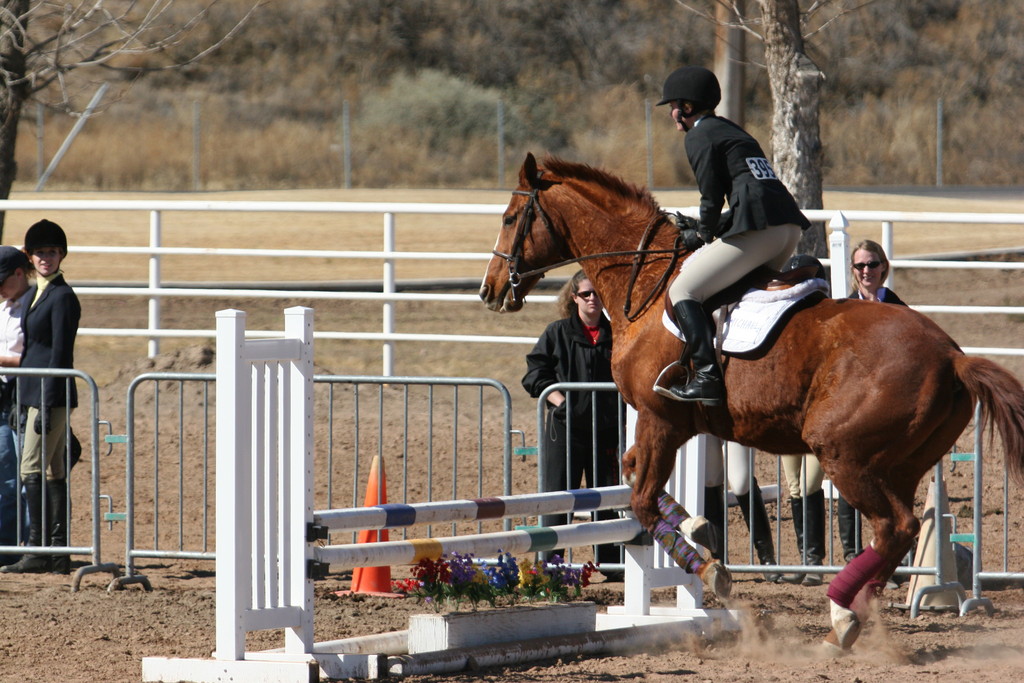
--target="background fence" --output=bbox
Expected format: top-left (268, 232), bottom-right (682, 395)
top-left (0, 199), bottom-right (1022, 375)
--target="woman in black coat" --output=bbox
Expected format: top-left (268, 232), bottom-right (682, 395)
top-left (1, 219), bottom-right (80, 575)
top-left (522, 270), bottom-right (622, 577)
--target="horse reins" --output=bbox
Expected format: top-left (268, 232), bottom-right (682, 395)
top-left (491, 186), bottom-right (686, 318)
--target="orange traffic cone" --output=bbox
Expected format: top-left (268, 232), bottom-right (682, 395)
top-left (337, 455), bottom-right (404, 598)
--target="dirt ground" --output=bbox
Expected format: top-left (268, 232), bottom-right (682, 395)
top-left (1, 191), bottom-right (1024, 682)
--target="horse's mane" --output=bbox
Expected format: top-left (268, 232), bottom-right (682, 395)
top-left (541, 156), bottom-right (662, 217)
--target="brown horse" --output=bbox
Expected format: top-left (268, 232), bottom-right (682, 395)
top-left (480, 153), bottom-right (1024, 651)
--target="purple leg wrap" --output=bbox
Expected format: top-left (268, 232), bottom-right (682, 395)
top-left (653, 517), bottom-right (704, 574)
top-left (657, 491), bottom-right (690, 528)
top-left (827, 545), bottom-right (887, 608)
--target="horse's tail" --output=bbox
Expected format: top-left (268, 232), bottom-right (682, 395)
top-left (954, 354), bottom-right (1024, 486)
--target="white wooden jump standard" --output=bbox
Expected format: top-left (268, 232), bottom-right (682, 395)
top-left (141, 307), bottom-right (735, 683)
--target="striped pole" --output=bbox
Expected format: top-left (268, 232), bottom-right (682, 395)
top-left (316, 517), bottom-right (642, 571)
top-left (315, 485), bottom-right (633, 533)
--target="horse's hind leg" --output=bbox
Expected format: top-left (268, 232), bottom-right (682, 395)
top-left (823, 463), bottom-right (924, 651)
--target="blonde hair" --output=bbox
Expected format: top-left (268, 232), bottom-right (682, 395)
top-left (849, 239), bottom-right (890, 292)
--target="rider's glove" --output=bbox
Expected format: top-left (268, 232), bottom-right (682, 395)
top-left (674, 212), bottom-right (705, 251)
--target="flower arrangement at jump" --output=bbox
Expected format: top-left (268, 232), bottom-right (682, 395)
top-left (391, 551), bottom-right (597, 611)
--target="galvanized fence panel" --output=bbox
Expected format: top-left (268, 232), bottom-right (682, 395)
top-left (0, 368), bottom-right (118, 589)
top-left (112, 372), bottom-right (514, 588)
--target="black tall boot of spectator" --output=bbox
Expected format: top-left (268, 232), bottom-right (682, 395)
top-left (801, 489), bottom-right (827, 586)
top-left (0, 474), bottom-right (48, 573)
top-left (736, 480), bottom-right (781, 583)
top-left (780, 496), bottom-right (806, 584)
top-left (47, 479), bottom-right (70, 575)
top-left (837, 493), bottom-right (862, 563)
top-left (701, 485), bottom-right (726, 560)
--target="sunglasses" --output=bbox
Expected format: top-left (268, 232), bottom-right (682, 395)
top-left (852, 260), bottom-right (881, 271)
top-left (575, 290), bottom-right (597, 299)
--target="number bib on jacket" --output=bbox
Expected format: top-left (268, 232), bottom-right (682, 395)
top-left (745, 157), bottom-right (778, 180)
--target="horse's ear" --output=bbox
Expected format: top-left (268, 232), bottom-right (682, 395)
top-left (521, 153), bottom-right (540, 188)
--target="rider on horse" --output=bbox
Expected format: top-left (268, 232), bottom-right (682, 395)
top-left (654, 66), bottom-right (810, 406)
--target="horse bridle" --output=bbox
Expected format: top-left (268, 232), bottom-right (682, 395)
top-left (491, 187), bottom-right (553, 305)
top-left (492, 185), bottom-right (687, 317)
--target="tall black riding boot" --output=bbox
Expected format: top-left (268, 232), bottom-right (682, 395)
top-left (0, 474), bottom-right (49, 573)
top-left (701, 485), bottom-right (726, 560)
top-left (47, 479), bottom-right (70, 575)
top-left (657, 300), bottom-right (724, 406)
top-left (837, 493), bottom-right (861, 563)
top-left (780, 496), bottom-right (806, 584)
top-left (801, 489), bottom-right (827, 586)
top-left (736, 479), bottom-right (781, 583)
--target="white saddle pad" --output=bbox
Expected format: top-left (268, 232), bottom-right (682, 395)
top-left (662, 279), bottom-right (829, 355)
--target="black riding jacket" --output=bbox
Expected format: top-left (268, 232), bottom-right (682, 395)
top-left (685, 115), bottom-right (811, 239)
top-left (522, 314), bottom-right (617, 437)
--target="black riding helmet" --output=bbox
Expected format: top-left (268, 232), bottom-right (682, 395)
top-left (785, 253), bottom-right (826, 279)
top-left (656, 66), bottom-right (722, 110)
top-left (24, 218), bottom-right (68, 255)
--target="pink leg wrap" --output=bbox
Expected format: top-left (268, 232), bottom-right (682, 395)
top-left (827, 545), bottom-right (887, 608)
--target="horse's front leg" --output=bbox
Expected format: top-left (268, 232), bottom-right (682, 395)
top-left (622, 414), bottom-right (731, 599)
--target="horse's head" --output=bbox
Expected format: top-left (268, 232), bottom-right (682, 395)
top-left (479, 153), bottom-right (567, 313)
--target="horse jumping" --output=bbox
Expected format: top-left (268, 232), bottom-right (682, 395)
top-left (479, 153), bottom-right (1024, 651)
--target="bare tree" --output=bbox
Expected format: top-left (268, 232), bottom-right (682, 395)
top-left (0, 0), bottom-right (261, 239)
top-left (757, 0), bottom-right (826, 257)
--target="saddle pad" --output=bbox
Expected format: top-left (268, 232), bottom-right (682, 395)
top-left (662, 279), bottom-right (829, 355)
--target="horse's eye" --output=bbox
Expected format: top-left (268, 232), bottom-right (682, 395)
top-left (503, 214), bottom-right (516, 227)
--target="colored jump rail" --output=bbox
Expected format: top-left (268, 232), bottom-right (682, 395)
top-left (314, 485), bottom-right (633, 533)
top-left (316, 517), bottom-right (643, 571)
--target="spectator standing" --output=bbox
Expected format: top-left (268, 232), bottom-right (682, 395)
top-left (1, 220), bottom-right (80, 575)
top-left (522, 271), bottom-right (622, 579)
top-left (0, 247), bottom-right (31, 566)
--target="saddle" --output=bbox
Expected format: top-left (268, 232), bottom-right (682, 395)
top-left (663, 263), bottom-right (824, 326)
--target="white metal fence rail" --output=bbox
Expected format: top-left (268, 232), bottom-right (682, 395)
top-left (0, 199), bottom-right (1022, 372)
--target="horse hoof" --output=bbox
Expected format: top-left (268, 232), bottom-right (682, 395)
top-left (699, 560), bottom-right (732, 600)
top-left (818, 631), bottom-right (847, 658)
top-left (829, 600), bottom-right (862, 650)
top-left (680, 515), bottom-right (715, 548)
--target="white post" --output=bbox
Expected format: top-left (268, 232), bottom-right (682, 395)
top-left (148, 210), bottom-right (162, 358)
top-left (383, 213), bottom-right (396, 376)
top-left (215, 309), bottom-right (251, 660)
top-left (283, 306), bottom-right (315, 653)
top-left (829, 212), bottom-right (850, 298)
top-left (882, 220), bottom-right (895, 290)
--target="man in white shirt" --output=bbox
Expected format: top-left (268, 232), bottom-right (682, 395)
top-left (0, 246), bottom-right (30, 566)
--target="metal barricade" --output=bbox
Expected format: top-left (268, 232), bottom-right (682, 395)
top-left (534, 382), bottom-right (627, 570)
top-left (0, 368), bottom-right (118, 590)
top-left (112, 372), bottom-right (514, 589)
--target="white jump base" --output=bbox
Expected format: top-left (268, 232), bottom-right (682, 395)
top-left (141, 308), bottom-right (737, 682)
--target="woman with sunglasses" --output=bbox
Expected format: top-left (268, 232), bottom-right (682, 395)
top-left (522, 270), bottom-right (623, 580)
top-left (849, 239), bottom-right (906, 304)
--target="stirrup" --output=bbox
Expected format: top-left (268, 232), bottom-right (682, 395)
top-left (652, 360), bottom-right (687, 399)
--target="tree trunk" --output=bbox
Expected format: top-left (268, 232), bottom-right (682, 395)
top-left (758, 0), bottom-right (826, 257)
top-left (0, 0), bottom-right (31, 242)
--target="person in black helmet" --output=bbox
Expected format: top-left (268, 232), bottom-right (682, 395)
top-left (1, 219), bottom-right (80, 575)
top-left (653, 65), bottom-right (810, 406)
